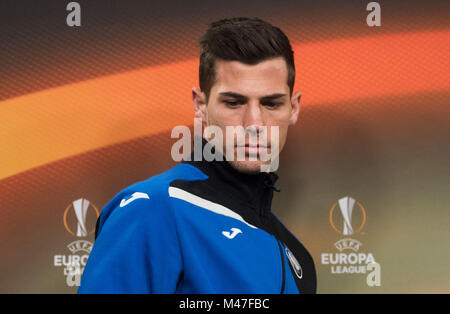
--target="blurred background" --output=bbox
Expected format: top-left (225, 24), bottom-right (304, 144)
top-left (0, 0), bottom-right (449, 293)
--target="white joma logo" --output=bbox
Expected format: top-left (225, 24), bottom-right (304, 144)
top-left (222, 228), bottom-right (242, 239)
top-left (119, 192), bottom-right (150, 207)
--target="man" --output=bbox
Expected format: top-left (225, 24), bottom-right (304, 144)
top-left (78, 17), bottom-right (316, 294)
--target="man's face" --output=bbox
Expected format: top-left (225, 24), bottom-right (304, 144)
top-left (194, 57), bottom-right (301, 174)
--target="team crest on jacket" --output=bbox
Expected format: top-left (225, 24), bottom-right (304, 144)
top-left (285, 246), bottom-right (303, 279)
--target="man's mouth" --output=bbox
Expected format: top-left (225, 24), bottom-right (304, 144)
top-left (236, 144), bottom-right (270, 156)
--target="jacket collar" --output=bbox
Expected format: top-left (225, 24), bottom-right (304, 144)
top-left (182, 137), bottom-right (280, 216)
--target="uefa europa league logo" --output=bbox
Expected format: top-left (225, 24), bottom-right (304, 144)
top-left (329, 196), bottom-right (366, 236)
top-left (63, 198), bottom-right (99, 237)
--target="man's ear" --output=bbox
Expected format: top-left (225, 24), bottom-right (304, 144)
top-left (289, 91), bottom-right (302, 125)
top-left (192, 87), bottom-right (207, 121)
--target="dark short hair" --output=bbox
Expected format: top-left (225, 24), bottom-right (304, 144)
top-left (199, 17), bottom-right (295, 101)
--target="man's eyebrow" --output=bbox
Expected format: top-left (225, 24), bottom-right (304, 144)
top-left (219, 92), bottom-right (248, 100)
top-left (219, 92), bottom-right (287, 101)
top-left (259, 93), bottom-right (287, 101)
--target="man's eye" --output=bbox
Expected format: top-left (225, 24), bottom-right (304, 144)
top-left (224, 100), bottom-right (240, 107)
top-left (262, 102), bottom-right (282, 108)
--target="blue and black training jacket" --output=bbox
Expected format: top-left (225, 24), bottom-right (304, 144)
top-left (78, 138), bottom-right (316, 294)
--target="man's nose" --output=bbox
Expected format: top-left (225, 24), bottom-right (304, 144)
top-left (243, 102), bottom-right (264, 133)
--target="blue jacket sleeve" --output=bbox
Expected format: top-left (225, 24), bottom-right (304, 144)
top-left (78, 187), bottom-right (183, 293)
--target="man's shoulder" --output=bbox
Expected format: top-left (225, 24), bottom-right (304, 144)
top-left (98, 163), bottom-right (208, 224)
top-left (125, 162), bottom-right (208, 197)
